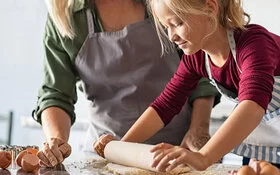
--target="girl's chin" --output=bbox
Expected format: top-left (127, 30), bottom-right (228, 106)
top-left (182, 48), bottom-right (198, 55)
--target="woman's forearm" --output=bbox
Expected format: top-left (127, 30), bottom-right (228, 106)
top-left (180, 97), bottom-right (214, 150)
top-left (199, 100), bottom-right (265, 166)
top-left (41, 107), bottom-right (71, 142)
top-left (189, 96), bottom-right (214, 131)
top-left (121, 107), bottom-right (164, 143)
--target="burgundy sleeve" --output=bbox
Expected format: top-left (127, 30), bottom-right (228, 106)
top-left (237, 26), bottom-right (279, 110)
top-left (150, 55), bottom-right (202, 125)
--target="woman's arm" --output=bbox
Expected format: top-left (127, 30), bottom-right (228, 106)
top-left (37, 107), bottom-right (72, 167)
top-left (180, 96), bottom-right (214, 151)
top-left (35, 15), bottom-right (78, 167)
top-left (41, 107), bottom-right (71, 143)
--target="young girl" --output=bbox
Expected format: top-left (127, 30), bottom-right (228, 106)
top-left (95, 0), bottom-right (280, 172)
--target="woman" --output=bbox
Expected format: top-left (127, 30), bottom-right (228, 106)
top-left (33, 0), bottom-right (220, 167)
top-left (95, 0), bottom-right (280, 172)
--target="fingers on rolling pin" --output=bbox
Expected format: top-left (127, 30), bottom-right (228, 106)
top-left (94, 142), bottom-right (105, 157)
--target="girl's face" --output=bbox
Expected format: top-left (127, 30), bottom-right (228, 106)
top-left (153, 1), bottom-right (211, 55)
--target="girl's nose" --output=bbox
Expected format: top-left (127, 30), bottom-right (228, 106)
top-left (169, 33), bottom-right (178, 42)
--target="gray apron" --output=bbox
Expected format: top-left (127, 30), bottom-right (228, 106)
top-left (205, 29), bottom-right (280, 163)
top-left (75, 9), bottom-right (191, 151)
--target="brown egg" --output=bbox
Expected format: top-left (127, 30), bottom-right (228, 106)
top-left (16, 150), bottom-right (28, 167)
top-left (237, 165), bottom-right (257, 175)
top-left (26, 148), bottom-right (39, 155)
top-left (0, 151), bottom-right (12, 169)
top-left (21, 154), bottom-right (39, 172)
top-left (16, 148), bottom-right (38, 167)
top-left (260, 164), bottom-right (280, 175)
top-left (258, 160), bottom-right (271, 169)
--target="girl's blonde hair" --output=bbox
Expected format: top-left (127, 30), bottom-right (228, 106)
top-left (45, 0), bottom-right (75, 39)
top-left (148, 0), bottom-right (250, 54)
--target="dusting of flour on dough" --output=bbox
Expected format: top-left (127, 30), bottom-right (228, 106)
top-left (104, 163), bottom-right (190, 175)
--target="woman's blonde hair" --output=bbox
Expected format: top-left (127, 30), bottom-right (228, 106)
top-left (45, 0), bottom-right (75, 39)
top-left (148, 0), bottom-right (250, 54)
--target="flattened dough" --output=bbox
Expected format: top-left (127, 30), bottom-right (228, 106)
top-left (105, 162), bottom-right (191, 175)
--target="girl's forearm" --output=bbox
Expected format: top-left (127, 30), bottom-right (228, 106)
top-left (199, 100), bottom-right (265, 166)
top-left (121, 107), bottom-right (164, 143)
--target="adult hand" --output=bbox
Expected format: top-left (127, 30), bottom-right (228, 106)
top-left (94, 134), bottom-right (117, 158)
top-left (37, 138), bottom-right (71, 167)
top-left (150, 143), bottom-right (209, 172)
top-left (180, 128), bottom-right (210, 152)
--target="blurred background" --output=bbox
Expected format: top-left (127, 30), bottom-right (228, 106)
top-left (0, 0), bottom-right (279, 162)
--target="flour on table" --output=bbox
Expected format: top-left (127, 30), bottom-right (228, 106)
top-left (104, 163), bottom-right (191, 175)
top-left (89, 157), bottom-right (239, 175)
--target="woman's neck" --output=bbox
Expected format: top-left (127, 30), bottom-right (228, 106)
top-left (94, 0), bottom-right (145, 32)
top-left (94, 0), bottom-right (135, 6)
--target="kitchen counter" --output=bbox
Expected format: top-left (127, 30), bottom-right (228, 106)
top-left (2, 152), bottom-right (240, 175)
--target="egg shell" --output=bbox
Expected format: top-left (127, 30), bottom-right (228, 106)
top-left (26, 148), bottom-right (39, 155)
top-left (21, 154), bottom-right (39, 172)
top-left (0, 151), bottom-right (12, 169)
top-left (237, 165), bottom-right (257, 175)
top-left (16, 148), bottom-right (38, 167)
top-left (15, 150), bottom-right (28, 167)
top-left (258, 160), bottom-right (272, 169)
top-left (260, 164), bottom-right (280, 175)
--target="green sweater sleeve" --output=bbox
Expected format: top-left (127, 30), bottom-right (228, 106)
top-left (176, 50), bottom-right (221, 106)
top-left (188, 77), bottom-right (221, 107)
top-left (33, 16), bottom-right (78, 125)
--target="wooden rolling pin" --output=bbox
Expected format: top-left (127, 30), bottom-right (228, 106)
top-left (104, 141), bottom-right (157, 172)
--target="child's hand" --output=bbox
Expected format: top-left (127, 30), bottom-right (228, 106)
top-left (150, 142), bottom-right (208, 172)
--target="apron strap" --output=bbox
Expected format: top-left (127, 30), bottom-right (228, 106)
top-left (86, 9), bottom-right (95, 35)
top-left (204, 29), bottom-right (240, 103)
top-left (205, 29), bottom-right (241, 79)
top-left (204, 53), bottom-right (213, 81)
top-left (227, 29), bottom-right (242, 73)
top-left (204, 53), bottom-right (226, 97)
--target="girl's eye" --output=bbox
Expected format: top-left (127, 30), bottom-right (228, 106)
top-left (163, 25), bottom-right (168, 30)
top-left (162, 25), bottom-right (169, 33)
top-left (174, 22), bottom-right (183, 27)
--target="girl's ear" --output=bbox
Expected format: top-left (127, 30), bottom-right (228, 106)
top-left (205, 0), bottom-right (219, 16)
